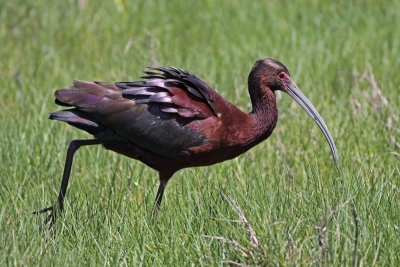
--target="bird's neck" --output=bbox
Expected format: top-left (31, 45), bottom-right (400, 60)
top-left (247, 85), bottom-right (278, 144)
top-left (215, 85), bottom-right (278, 159)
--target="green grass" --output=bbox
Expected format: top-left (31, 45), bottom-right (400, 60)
top-left (1, 0), bottom-right (399, 265)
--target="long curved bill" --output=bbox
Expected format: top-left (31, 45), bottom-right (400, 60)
top-left (285, 81), bottom-right (338, 165)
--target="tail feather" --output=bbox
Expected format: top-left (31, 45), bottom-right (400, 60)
top-left (50, 109), bottom-right (102, 134)
top-left (54, 80), bottom-right (121, 112)
top-left (54, 88), bottom-right (104, 112)
top-left (51, 80), bottom-right (122, 135)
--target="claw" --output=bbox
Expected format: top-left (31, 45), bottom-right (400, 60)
top-left (33, 205), bottom-right (59, 230)
top-left (32, 206), bottom-right (54, 215)
top-left (43, 212), bottom-right (56, 226)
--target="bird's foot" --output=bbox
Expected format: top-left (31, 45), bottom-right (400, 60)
top-left (150, 204), bottom-right (160, 221)
top-left (33, 205), bottom-right (60, 230)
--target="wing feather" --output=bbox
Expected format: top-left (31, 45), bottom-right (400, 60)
top-left (118, 67), bottom-right (219, 119)
top-left (51, 66), bottom-right (223, 157)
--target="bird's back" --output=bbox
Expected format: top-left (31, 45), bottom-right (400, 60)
top-left (50, 68), bottom-right (233, 160)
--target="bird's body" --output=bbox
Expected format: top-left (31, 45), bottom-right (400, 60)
top-left (35, 59), bottom-right (337, 225)
top-left (52, 66), bottom-right (278, 176)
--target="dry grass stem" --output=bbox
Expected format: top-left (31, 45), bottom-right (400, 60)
top-left (317, 202), bottom-right (348, 265)
top-left (223, 193), bottom-right (260, 247)
top-left (202, 235), bottom-right (249, 257)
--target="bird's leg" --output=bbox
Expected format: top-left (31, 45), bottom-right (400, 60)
top-left (151, 180), bottom-right (167, 220)
top-left (34, 139), bottom-right (101, 227)
top-left (150, 169), bottom-right (175, 221)
top-left (155, 180), bottom-right (167, 206)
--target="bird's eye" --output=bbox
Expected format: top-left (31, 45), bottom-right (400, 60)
top-left (278, 72), bottom-right (285, 79)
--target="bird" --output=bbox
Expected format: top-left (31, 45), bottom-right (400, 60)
top-left (34, 58), bottom-right (338, 225)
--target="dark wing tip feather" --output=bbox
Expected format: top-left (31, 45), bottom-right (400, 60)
top-left (117, 66), bottom-right (219, 117)
top-left (72, 80), bottom-right (85, 87)
top-left (143, 66), bottom-right (219, 116)
top-left (115, 82), bottom-right (131, 89)
top-left (55, 98), bottom-right (71, 107)
top-left (49, 109), bottom-right (102, 134)
top-left (54, 88), bottom-right (71, 105)
top-left (94, 81), bottom-right (120, 91)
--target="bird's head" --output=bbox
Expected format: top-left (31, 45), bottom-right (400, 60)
top-left (249, 58), bottom-right (338, 165)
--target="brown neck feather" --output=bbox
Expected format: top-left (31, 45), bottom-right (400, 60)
top-left (248, 85), bottom-right (278, 144)
top-left (226, 83), bottom-right (278, 150)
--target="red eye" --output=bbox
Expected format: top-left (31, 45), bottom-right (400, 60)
top-left (278, 72), bottom-right (285, 79)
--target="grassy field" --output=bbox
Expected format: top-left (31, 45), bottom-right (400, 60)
top-left (1, 0), bottom-right (399, 265)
